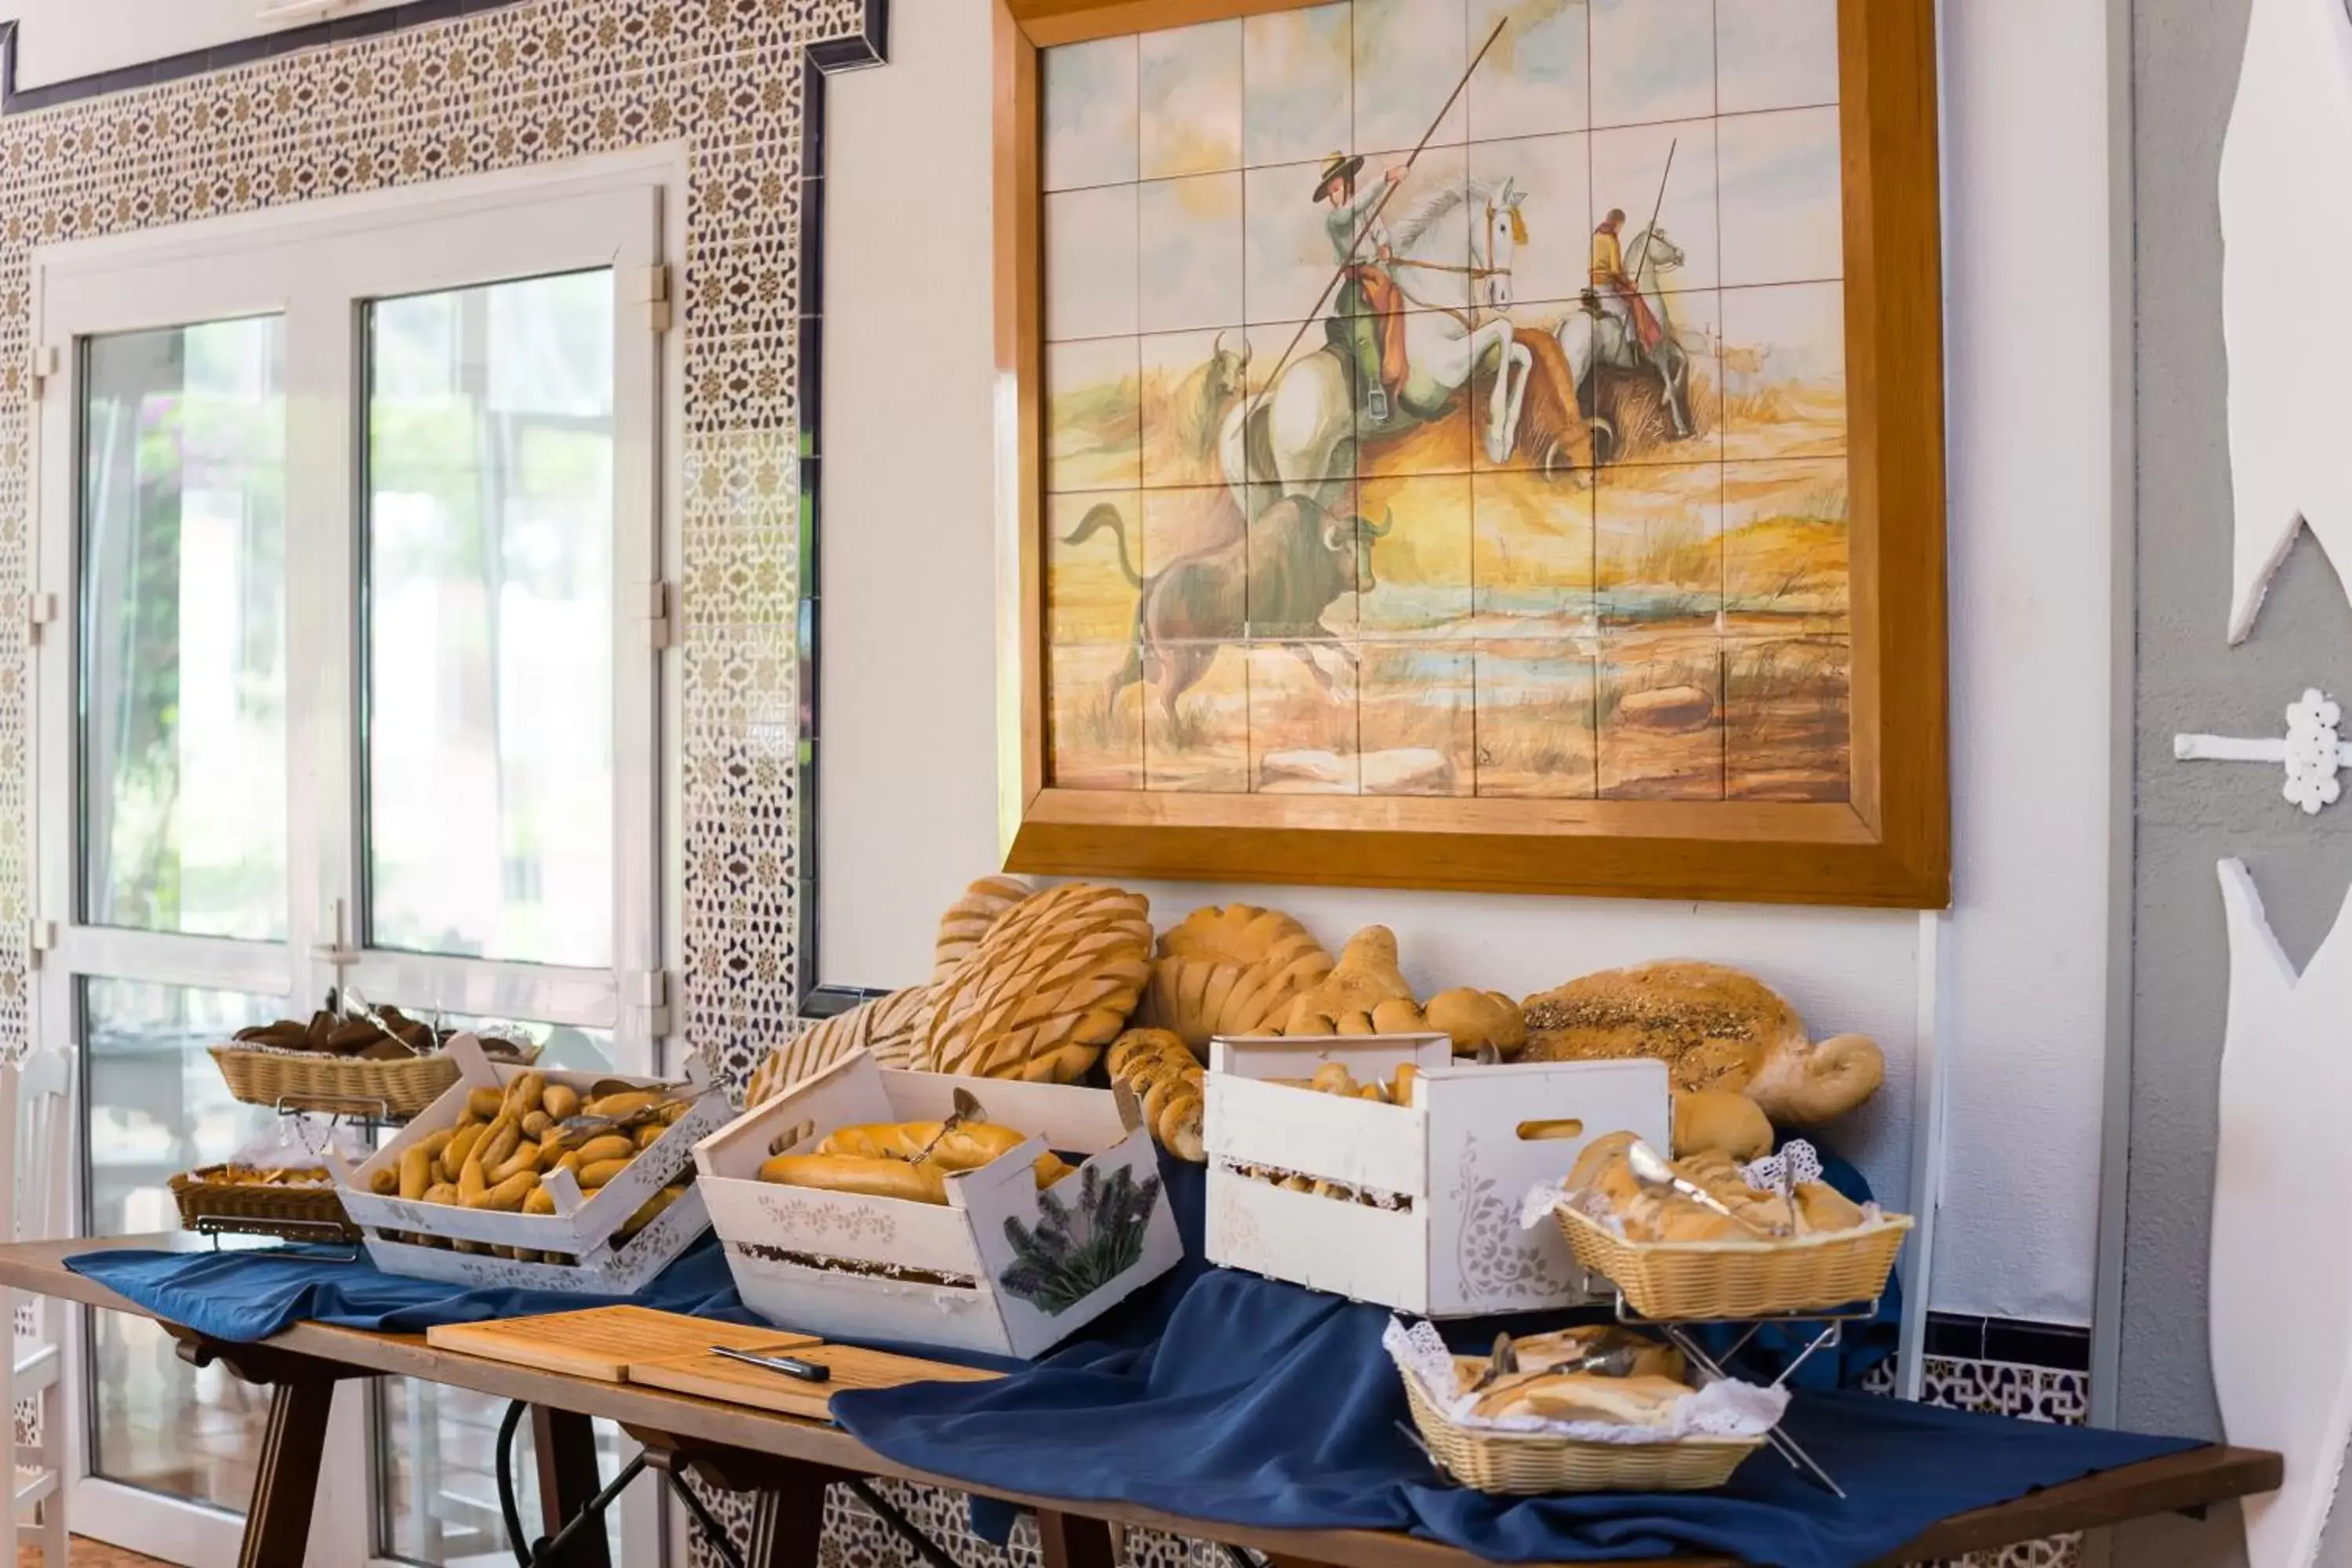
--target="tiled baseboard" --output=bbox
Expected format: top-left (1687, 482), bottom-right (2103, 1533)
top-left (1866, 1317), bottom-right (2095, 1568)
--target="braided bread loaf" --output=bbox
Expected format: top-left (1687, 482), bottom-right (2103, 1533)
top-left (935, 875), bottom-right (1033, 978)
top-left (745, 983), bottom-right (936, 1108)
top-left (920, 883), bottom-right (1152, 1083)
top-left (1138, 904), bottom-right (1333, 1049)
top-left (742, 875), bottom-right (1036, 1107)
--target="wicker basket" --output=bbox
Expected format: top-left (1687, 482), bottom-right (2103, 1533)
top-left (170, 1166), bottom-right (358, 1240)
top-left (1556, 1205), bottom-right (1915, 1320)
top-left (209, 1042), bottom-right (538, 1119)
top-left (1401, 1374), bottom-right (1763, 1494)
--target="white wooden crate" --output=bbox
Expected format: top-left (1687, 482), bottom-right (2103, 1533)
top-left (1203, 1033), bottom-right (1670, 1316)
top-left (695, 1051), bottom-right (1182, 1359)
top-left (329, 1035), bottom-right (730, 1294)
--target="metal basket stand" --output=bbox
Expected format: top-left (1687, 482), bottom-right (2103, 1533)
top-left (1611, 1287), bottom-right (1886, 1498)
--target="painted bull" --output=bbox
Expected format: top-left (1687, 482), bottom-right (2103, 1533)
top-left (1064, 492), bottom-right (1393, 720)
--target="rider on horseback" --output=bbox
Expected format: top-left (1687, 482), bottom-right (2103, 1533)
top-left (1316, 152), bottom-right (1410, 425)
top-left (1590, 207), bottom-right (1665, 356)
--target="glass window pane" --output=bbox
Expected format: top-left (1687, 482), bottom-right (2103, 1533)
top-left (387, 1006), bottom-right (615, 1074)
top-left (364, 270), bottom-right (616, 968)
top-left (376, 1381), bottom-right (625, 1566)
top-left (79, 318), bottom-right (288, 938)
top-left (84, 978), bottom-right (286, 1509)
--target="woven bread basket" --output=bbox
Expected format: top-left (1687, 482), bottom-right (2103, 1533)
top-left (1400, 1375), bottom-right (1762, 1494)
top-left (1556, 1205), bottom-right (1914, 1320)
top-left (170, 1166), bottom-right (358, 1240)
top-left (209, 1041), bottom-right (539, 1120)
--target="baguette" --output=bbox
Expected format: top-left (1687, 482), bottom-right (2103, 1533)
top-left (815, 1121), bottom-right (1029, 1172)
top-left (758, 1153), bottom-right (949, 1204)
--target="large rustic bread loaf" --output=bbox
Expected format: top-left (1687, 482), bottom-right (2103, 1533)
top-left (1275, 925), bottom-right (1427, 1036)
top-left (1139, 904), bottom-right (1333, 1047)
top-left (920, 883), bottom-right (1153, 1083)
top-left (1520, 960), bottom-right (1884, 1126)
top-left (745, 983), bottom-right (937, 1108)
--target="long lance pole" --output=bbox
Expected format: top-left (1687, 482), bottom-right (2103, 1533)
top-left (1624, 136), bottom-right (1679, 293)
top-left (1241, 16), bottom-right (1510, 445)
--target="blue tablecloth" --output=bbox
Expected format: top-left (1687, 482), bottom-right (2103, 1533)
top-left (65, 1156), bottom-right (2198, 1568)
top-left (833, 1266), bottom-right (2195, 1566)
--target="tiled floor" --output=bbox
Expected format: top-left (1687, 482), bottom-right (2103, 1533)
top-left (17, 1541), bottom-right (172, 1567)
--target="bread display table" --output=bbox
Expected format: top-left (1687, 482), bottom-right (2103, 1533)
top-left (0, 1234), bottom-right (2281, 1568)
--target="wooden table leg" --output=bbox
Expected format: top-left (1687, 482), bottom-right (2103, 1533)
top-left (746, 1468), bottom-right (834, 1568)
top-left (238, 1377), bottom-right (336, 1568)
top-left (531, 1406), bottom-right (615, 1568)
top-left (1036, 1510), bottom-right (1118, 1568)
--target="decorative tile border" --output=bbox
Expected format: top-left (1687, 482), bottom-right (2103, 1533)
top-left (0, 0), bottom-right (887, 1091)
top-left (1864, 1341), bottom-right (2092, 1568)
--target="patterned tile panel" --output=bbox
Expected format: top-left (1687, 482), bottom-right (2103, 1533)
top-left (1865, 1352), bottom-right (2092, 1568)
top-left (0, 0), bottom-right (882, 1091)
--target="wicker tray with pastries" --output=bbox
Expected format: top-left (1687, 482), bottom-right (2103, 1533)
top-left (1385, 1321), bottom-right (1785, 1494)
top-left (1540, 1132), bottom-right (1914, 1320)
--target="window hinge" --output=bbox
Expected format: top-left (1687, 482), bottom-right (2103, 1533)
top-left (29, 345), bottom-right (60, 395)
top-left (26, 921), bottom-right (55, 969)
top-left (629, 969), bottom-right (675, 1037)
top-left (25, 592), bottom-right (56, 646)
top-left (623, 264), bottom-right (673, 334)
top-left (644, 580), bottom-right (678, 649)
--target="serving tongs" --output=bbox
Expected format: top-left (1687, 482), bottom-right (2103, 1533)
top-left (1627, 1138), bottom-right (1789, 1239)
top-left (909, 1087), bottom-right (988, 1168)
top-left (1466, 1331), bottom-right (1642, 1392)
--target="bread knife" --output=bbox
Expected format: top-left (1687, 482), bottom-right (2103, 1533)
top-left (710, 1345), bottom-right (833, 1384)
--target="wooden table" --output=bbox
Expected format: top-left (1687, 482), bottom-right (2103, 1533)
top-left (1, 1236), bottom-right (2278, 1568)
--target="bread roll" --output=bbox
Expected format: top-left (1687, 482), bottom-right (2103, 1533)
top-left (1797, 1181), bottom-right (1867, 1232)
top-left (1672, 1090), bottom-right (1774, 1162)
top-left (758, 1153), bottom-right (949, 1204)
top-left (1520, 1372), bottom-right (1691, 1428)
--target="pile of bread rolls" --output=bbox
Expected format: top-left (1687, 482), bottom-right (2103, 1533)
top-left (1448, 1327), bottom-right (1693, 1426)
top-left (1268, 1059), bottom-right (1421, 1106)
top-left (759, 1120), bottom-right (1075, 1204)
top-left (368, 1072), bottom-right (693, 1259)
top-left (1567, 1131), bottom-right (1867, 1243)
top-left (1106, 1029), bottom-right (1204, 1161)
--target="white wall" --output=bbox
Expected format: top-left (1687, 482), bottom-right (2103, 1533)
top-left (820, 0), bottom-right (2116, 1323)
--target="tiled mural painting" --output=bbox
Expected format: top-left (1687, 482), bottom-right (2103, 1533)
top-left (1040, 0), bottom-right (1852, 805)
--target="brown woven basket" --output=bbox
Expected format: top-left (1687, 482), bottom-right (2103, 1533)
top-left (1401, 1374), bottom-right (1762, 1494)
top-left (170, 1166), bottom-right (358, 1240)
top-left (209, 1042), bottom-right (539, 1119)
top-left (1556, 1205), bottom-right (1915, 1320)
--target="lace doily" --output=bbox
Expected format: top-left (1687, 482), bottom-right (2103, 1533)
top-left (1382, 1319), bottom-right (1787, 1443)
top-left (1738, 1140), bottom-right (1823, 1193)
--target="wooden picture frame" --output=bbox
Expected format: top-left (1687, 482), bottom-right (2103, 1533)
top-left (993, 0), bottom-right (1948, 908)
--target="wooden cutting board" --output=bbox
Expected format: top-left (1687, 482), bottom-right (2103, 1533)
top-left (426, 1306), bottom-right (818, 1381)
top-left (626, 1342), bottom-right (1001, 1420)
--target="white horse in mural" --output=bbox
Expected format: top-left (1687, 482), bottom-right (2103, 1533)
top-left (1219, 174), bottom-right (1533, 517)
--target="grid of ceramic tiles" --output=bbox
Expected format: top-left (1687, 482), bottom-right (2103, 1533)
top-left (1862, 1355), bottom-right (2092, 1568)
top-left (1040, 0), bottom-right (1851, 805)
top-left (0, 0), bottom-right (876, 1087)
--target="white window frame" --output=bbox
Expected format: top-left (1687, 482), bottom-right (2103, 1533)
top-left (28, 147), bottom-right (686, 1568)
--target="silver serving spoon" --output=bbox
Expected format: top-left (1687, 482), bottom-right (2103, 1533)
top-left (1626, 1138), bottom-right (1784, 1238)
top-left (1542, 1345), bottom-right (1641, 1378)
top-left (1468, 1331), bottom-right (1519, 1392)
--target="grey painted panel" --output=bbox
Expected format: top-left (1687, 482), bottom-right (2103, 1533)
top-left (2124, 2), bottom-right (2352, 1563)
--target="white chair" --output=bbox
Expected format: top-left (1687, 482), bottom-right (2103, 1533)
top-left (2, 1050), bottom-right (71, 1567)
